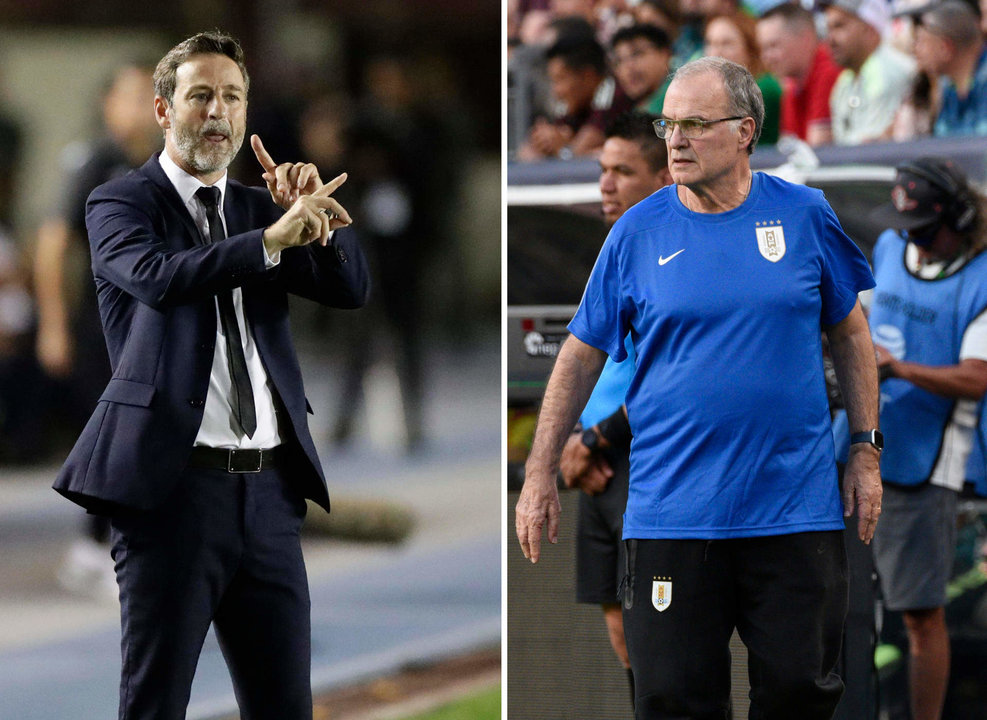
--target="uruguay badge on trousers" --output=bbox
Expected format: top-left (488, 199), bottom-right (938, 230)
top-left (652, 577), bottom-right (672, 612)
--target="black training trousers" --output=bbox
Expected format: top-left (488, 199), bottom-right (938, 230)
top-left (622, 531), bottom-right (848, 720)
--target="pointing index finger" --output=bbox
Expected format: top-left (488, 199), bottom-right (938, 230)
top-left (315, 172), bottom-right (348, 196)
top-left (250, 134), bottom-right (277, 173)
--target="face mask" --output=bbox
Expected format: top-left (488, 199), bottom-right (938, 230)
top-left (902, 221), bottom-right (940, 248)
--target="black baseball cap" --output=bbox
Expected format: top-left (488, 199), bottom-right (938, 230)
top-left (870, 160), bottom-right (958, 231)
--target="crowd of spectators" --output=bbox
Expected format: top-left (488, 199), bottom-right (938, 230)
top-left (508, 0), bottom-right (987, 160)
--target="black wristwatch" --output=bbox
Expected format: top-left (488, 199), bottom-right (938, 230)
top-left (850, 429), bottom-right (884, 452)
top-left (581, 428), bottom-right (601, 451)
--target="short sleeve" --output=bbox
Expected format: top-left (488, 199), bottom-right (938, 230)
top-left (817, 202), bottom-right (875, 327)
top-left (568, 232), bottom-right (629, 362)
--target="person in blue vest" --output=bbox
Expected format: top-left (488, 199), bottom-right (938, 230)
top-left (559, 110), bottom-right (672, 709)
top-left (517, 56), bottom-right (881, 718)
top-left (835, 157), bottom-right (987, 720)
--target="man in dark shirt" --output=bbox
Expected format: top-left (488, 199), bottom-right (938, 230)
top-left (518, 34), bottom-right (632, 160)
top-left (34, 61), bottom-right (162, 598)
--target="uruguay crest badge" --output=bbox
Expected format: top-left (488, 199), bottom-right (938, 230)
top-left (755, 220), bottom-right (786, 262)
top-left (652, 577), bottom-right (672, 612)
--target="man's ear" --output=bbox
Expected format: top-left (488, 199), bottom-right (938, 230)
top-left (154, 96), bottom-right (171, 131)
top-left (739, 117), bottom-right (756, 151)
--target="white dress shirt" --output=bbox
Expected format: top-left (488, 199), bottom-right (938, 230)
top-left (158, 150), bottom-right (282, 449)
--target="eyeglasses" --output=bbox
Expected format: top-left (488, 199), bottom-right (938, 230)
top-left (653, 116), bottom-right (745, 140)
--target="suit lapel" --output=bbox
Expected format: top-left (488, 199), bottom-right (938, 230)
top-left (139, 154), bottom-right (205, 247)
top-left (222, 182), bottom-right (248, 239)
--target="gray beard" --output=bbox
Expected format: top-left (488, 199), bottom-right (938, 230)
top-left (173, 121), bottom-right (243, 175)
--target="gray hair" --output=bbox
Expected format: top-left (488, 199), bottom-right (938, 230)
top-left (670, 56), bottom-right (764, 155)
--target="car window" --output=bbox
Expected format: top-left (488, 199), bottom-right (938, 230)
top-left (507, 204), bottom-right (606, 305)
top-left (806, 179), bottom-right (893, 260)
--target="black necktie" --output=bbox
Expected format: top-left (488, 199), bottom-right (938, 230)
top-left (195, 186), bottom-right (257, 438)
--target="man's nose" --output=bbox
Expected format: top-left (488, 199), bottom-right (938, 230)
top-left (600, 172), bottom-right (616, 192)
top-left (207, 96), bottom-right (228, 118)
top-left (668, 124), bottom-right (689, 147)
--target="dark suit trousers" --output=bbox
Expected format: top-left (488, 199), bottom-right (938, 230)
top-left (109, 464), bottom-right (312, 720)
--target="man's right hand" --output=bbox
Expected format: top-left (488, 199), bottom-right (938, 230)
top-left (263, 173), bottom-right (352, 256)
top-left (515, 471), bottom-right (561, 564)
top-left (560, 432), bottom-right (614, 495)
top-left (514, 335), bottom-right (609, 563)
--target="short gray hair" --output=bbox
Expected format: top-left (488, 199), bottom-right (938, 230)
top-left (670, 56), bottom-right (764, 155)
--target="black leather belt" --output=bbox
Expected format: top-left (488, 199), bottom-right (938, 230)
top-left (187, 446), bottom-right (287, 473)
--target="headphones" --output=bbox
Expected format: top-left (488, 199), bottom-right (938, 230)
top-left (897, 159), bottom-right (978, 234)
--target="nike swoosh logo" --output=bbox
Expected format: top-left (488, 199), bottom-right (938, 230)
top-left (658, 249), bottom-right (685, 266)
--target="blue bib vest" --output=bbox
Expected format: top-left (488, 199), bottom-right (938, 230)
top-left (834, 230), bottom-right (987, 486)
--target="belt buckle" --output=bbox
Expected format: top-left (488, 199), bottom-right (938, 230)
top-left (228, 449), bottom-right (263, 473)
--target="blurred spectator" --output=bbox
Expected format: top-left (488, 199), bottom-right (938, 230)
top-left (674, 0), bottom-right (740, 71)
top-left (823, 0), bottom-right (916, 144)
top-left (594, 0), bottom-right (637, 44)
top-left (517, 33), bottom-right (633, 160)
top-left (509, 0), bottom-right (525, 44)
top-left (547, 14), bottom-right (602, 45)
top-left (551, 0), bottom-right (598, 25)
top-left (633, 0), bottom-right (683, 35)
top-left (33, 61), bottom-right (160, 597)
top-left (757, 1), bottom-right (843, 146)
top-left (34, 63), bottom-right (159, 413)
top-left (888, 70), bottom-right (939, 140)
top-left (0, 232), bottom-right (44, 463)
top-left (331, 54), bottom-right (468, 452)
top-left (0, 95), bottom-right (22, 231)
top-left (298, 94), bottom-right (350, 178)
top-left (518, 9), bottom-right (558, 46)
top-left (517, 0), bottom-right (626, 45)
top-left (611, 24), bottom-right (674, 111)
top-left (703, 10), bottom-right (782, 144)
top-left (508, 16), bottom-right (598, 155)
top-left (913, 0), bottom-right (987, 136)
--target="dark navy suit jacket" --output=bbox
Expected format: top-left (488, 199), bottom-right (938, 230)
top-left (53, 154), bottom-right (369, 514)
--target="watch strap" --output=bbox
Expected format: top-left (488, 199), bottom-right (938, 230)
top-left (581, 428), bottom-right (600, 451)
top-left (850, 429), bottom-right (884, 451)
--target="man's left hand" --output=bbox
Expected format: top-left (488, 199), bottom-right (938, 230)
top-left (842, 444), bottom-right (882, 543)
top-left (262, 173), bottom-right (352, 255)
top-left (251, 134), bottom-right (323, 209)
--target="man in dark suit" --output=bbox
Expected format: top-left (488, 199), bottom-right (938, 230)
top-left (52, 31), bottom-right (369, 720)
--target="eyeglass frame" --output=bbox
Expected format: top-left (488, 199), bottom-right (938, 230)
top-left (652, 116), bottom-right (747, 140)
